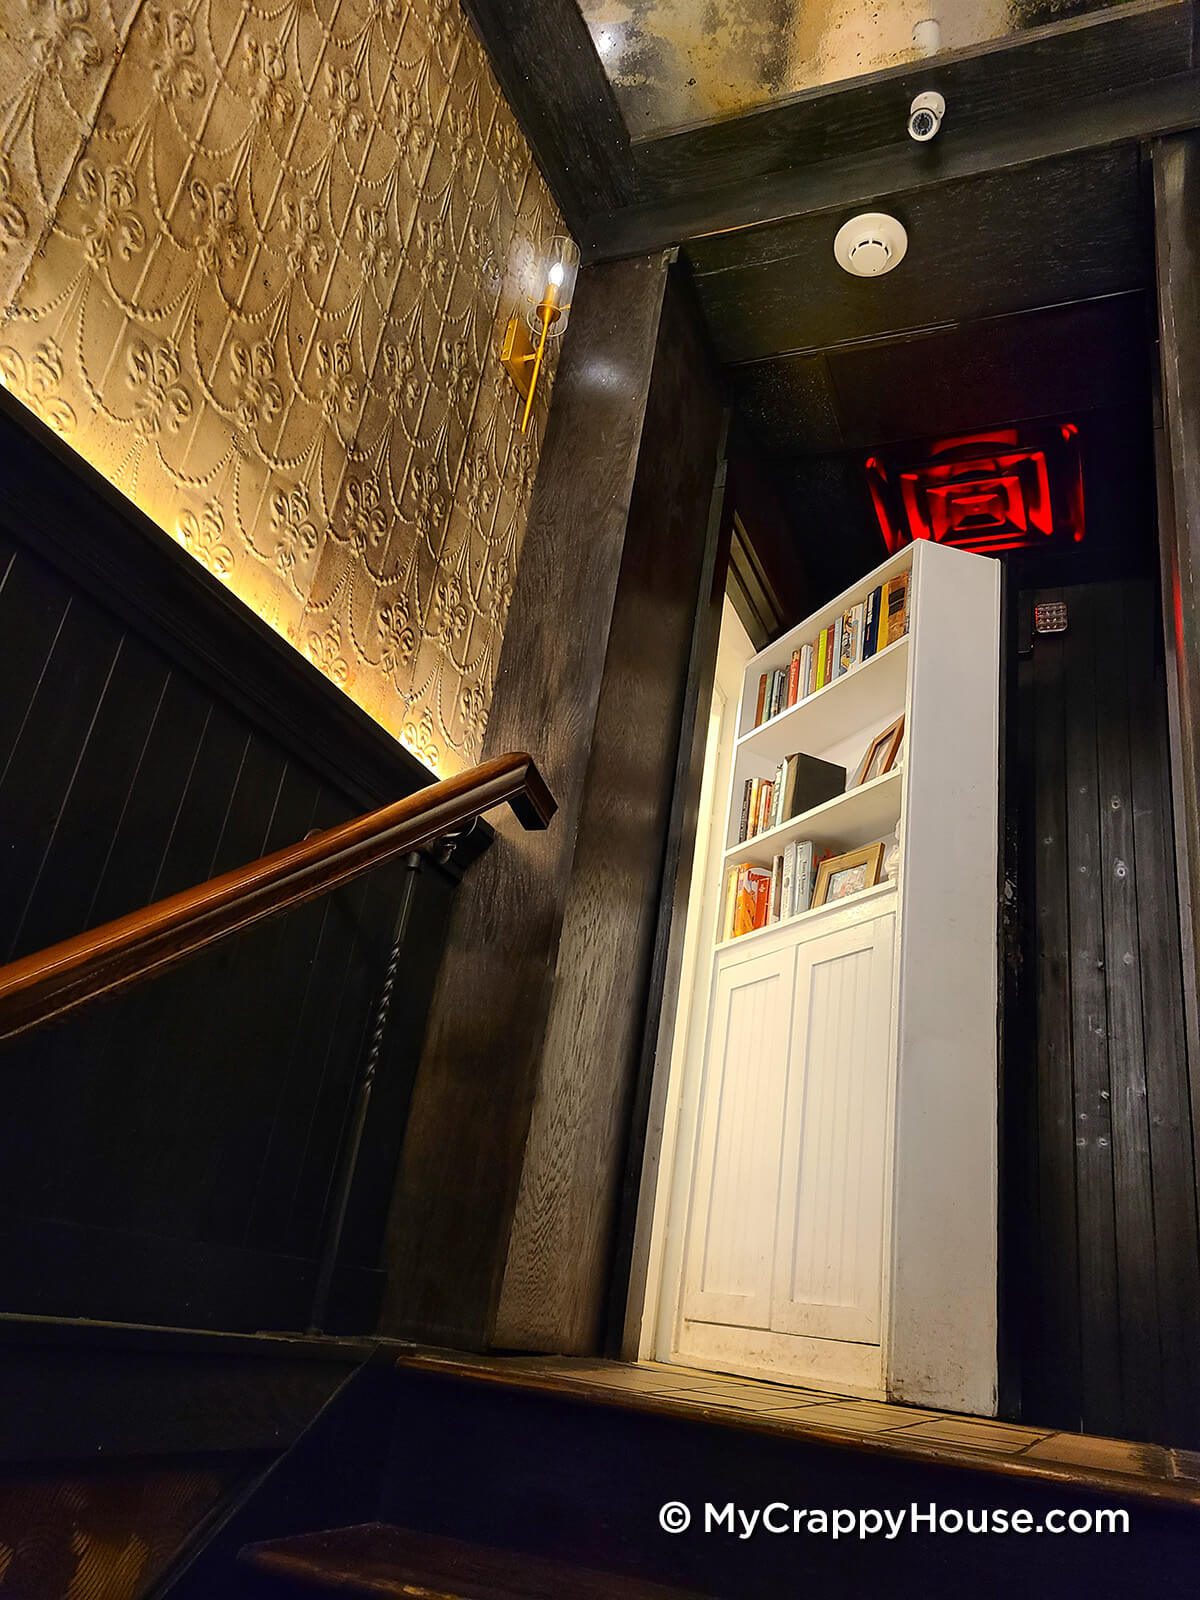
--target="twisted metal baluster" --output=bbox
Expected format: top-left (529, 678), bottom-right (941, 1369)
top-left (308, 849), bottom-right (423, 1333)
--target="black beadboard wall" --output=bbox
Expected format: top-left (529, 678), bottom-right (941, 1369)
top-left (1007, 580), bottom-right (1200, 1448)
top-left (0, 390), bottom-right (483, 1334)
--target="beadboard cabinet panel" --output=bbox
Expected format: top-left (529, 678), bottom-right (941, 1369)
top-left (680, 945), bottom-right (790, 1330)
top-left (773, 915), bottom-right (894, 1346)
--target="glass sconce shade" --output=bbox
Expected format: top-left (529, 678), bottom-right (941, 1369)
top-left (526, 234), bottom-right (580, 339)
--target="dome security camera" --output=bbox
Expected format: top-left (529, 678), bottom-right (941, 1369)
top-left (908, 90), bottom-right (945, 142)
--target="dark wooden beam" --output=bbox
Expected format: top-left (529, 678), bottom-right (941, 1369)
top-left (1152, 132), bottom-right (1200, 1217)
top-left (458, 0), bottom-right (634, 232)
top-left (686, 147), bottom-right (1149, 367)
top-left (582, 70), bottom-right (1200, 264)
top-left (630, 0), bottom-right (1194, 203)
top-left (495, 273), bottom-right (725, 1353)
top-left (381, 254), bottom-right (674, 1350)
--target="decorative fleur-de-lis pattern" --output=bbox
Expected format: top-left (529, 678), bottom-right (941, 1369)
top-left (0, 0), bottom-right (564, 775)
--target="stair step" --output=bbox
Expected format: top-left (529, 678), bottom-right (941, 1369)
top-left (239, 1524), bottom-right (707, 1599)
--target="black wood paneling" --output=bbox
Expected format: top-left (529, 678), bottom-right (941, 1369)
top-left (1153, 133), bottom-right (1200, 1230)
top-left (1010, 580), bottom-right (1200, 1445)
top-left (0, 395), bottom-right (476, 1335)
top-left (685, 146), bottom-right (1149, 366)
top-left (732, 296), bottom-right (1149, 460)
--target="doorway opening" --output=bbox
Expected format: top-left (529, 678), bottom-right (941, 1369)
top-left (628, 287), bottom-right (1200, 1449)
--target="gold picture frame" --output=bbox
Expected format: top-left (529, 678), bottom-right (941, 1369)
top-left (811, 841), bottom-right (887, 908)
top-left (852, 714), bottom-right (905, 788)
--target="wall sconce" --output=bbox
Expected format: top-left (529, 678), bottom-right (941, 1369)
top-left (501, 234), bottom-right (579, 434)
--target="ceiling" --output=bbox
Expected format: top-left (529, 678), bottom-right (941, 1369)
top-left (459, 0), bottom-right (1180, 608)
top-left (713, 280), bottom-right (1158, 601)
top-left (463, 0), bottom-right (1196, 238)
top-left (683, 143), bottom-right (1151, 365)
top-left (685, 132), bottom-right (1158, 601)
top-left (575, 0), bottom-right (1122, 140)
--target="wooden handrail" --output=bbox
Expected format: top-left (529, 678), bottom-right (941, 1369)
top-left (0, 751), bottom-right (555, 1045)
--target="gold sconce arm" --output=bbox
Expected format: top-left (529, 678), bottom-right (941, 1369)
top-left (501, 290), bottom-right (567, 435)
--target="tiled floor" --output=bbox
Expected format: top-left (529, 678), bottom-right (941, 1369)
top-left (395, 1349), bottom-right (1200, 1508)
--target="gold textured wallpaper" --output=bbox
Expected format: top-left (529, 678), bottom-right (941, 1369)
top-left (0, 0), bottom-right (564, 774)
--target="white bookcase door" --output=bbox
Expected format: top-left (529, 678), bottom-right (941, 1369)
top-left (771, 913), bottom-right (895, 1344)
top-left (679, 944), bottom-right (791, 1331)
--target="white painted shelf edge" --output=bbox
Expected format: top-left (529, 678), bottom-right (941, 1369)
top-left (713, 879), bottom-right (897, 955)
top-left (736, 635), bottom-right (909, 752)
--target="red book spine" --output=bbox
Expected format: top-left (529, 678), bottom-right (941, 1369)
top-left (787, 649), bottom-right (801, 707)
top-left (754, 673), bottom-right (768, 726)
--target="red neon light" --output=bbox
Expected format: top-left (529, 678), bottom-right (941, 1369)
top-left (865, 423), bottom-right (1085, 557)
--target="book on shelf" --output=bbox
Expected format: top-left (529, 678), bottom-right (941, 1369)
top-left (792, 841), bottom-right (835, 917)
top-left (724, 840), bottom-right (838, 939)
top-left (787, 649), bottom-right (801, 708)
top-left (863, 586), bottom-right (881, 657)
top-left (723, 862), bottom-right (773, 940)
top-left (747, 562), bottom-right (911, 731)
top-left (799, 642), bottom-right (814, 699)
top-left (757, 779), bottom-right (774, 834)
top-left (737, 754), bottom-right (846, 843)
top-left (877, 569), bottom-right (911, 652)
top-left (780, 841), bottom-right (796, 918)
top-left (840, 601), bottom-right (864, 675)
top-left (769, 853), bottom-right (784, 922)
top-left (744, 777), bottom-right (760, 837)
top-left (771, 667), bottom-right (788, 718)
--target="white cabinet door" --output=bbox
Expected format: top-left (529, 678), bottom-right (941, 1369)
top-left (771, 913), bottom-right (895, 1344)
top-left (680, 943), bottom-right (792, 1330)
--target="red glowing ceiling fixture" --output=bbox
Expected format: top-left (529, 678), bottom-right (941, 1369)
top-left (865, 423), bottom-right (1085, 556)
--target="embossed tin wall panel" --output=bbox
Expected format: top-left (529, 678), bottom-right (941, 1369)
top-left (0, 0), bottom-right (564, 775)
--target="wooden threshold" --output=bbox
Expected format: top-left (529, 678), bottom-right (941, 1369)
top-left (393, 1349), bottom-right (1200, 1511)
top-left (241, 1523), bottom-right (706, 1599)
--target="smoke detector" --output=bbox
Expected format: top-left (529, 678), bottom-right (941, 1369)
top-left (833, 212), bottom-right (908, 278)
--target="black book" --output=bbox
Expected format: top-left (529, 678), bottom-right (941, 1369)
top-left (781, 751), bottom-right (847, 821)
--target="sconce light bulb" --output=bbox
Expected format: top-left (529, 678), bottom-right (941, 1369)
top-left (549, 262), bottom-right (565, 287)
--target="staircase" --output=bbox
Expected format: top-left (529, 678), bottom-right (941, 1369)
top-left (160, 1350), bottom-right (1200, 1600)
top-left (239, 1525), bottom-right (703, 1598)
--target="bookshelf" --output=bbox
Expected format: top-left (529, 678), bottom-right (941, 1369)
top-left (732, 636), bottom-right (909, 770)
top-left (720, 768), bottom-right (903, 874)
top-left (667, 539), bottom-right (1002, 1415)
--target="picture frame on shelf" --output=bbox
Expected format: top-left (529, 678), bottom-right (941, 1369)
top-left (851, 714), bottom-right (905, 788)
top-left (812, 841), bottom-right (887, 907)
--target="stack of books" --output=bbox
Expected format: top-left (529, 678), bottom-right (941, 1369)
top-left (737, 753), bottom-right (845, 844)
top-left (750, 569), bottom-right (910, 729)
top-left (722, 841), bottom-right (833, 941)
